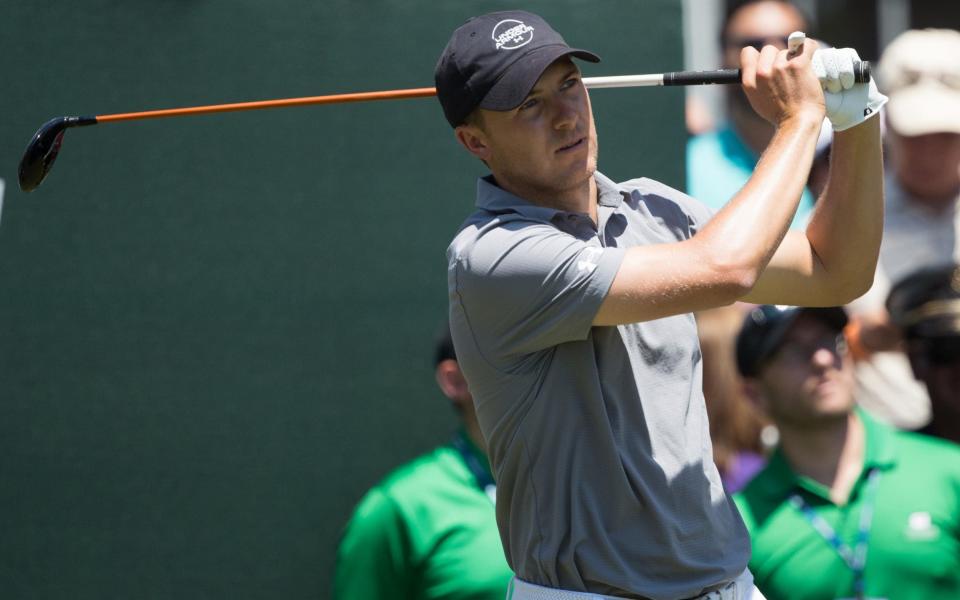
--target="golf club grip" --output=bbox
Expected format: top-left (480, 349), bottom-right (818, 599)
top-left (663, 61), bottom-right (871, 86)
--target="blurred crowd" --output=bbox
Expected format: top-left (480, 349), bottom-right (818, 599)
top-left (688, 0), bottom-right (960, 484)
top-left (687, 2), bottom-right (960, 598)
top-left (333, 2), bottom-right (960, 599)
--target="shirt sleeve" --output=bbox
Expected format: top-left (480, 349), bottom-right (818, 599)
top-left (450, 219), bottom-right (625, 361)
top-left (332, 489), bottom-right (415, 600)
top-left (633, 176), bottom-right (717, 235)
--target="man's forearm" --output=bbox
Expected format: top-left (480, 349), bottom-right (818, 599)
top-left (698, 112), bottom-right (823, 284)
top-left (806, 116), bottom-right (884, 299)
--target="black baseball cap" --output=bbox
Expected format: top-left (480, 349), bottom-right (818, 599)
top-left (735, 305), bottom-right (849, 377)
top-left (887, 263), bottom-right (960, 339)
top-left (434, 10), bottom-right (600, 127)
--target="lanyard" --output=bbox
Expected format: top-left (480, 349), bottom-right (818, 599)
top-left (789, 468), bottom-right (881, 600)
top-left (451, 432), bottom-right (497, 504)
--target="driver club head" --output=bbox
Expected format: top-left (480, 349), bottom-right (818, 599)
top-left (18, 116), bottom-right (96, 192)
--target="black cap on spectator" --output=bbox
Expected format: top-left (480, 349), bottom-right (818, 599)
top-left (736, 305), bottom-right (848, 377)
top-left (887, 264), bottom-right (960, 339)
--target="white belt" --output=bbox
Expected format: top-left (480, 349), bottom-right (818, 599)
top-left (507, 569), bottom-right (756, 600)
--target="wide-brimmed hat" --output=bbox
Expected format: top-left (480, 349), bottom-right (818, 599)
top-left (877, 28), bottom-right (960, 136)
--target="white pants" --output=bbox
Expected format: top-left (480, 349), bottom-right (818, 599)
top-left (507, 569), bottom-right (767, 600)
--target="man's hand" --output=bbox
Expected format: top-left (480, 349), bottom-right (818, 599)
top-left (740, 34), bottom-right (825, 128)
top-left (812, 48), bottom-right (888, 131)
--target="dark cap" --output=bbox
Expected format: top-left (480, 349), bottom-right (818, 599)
top-left (887, 264), bottom-right (960, 339)
top-left (735, 305), bottom-right (849, 377)
top-left (434, 10), bottom-right (600, 127)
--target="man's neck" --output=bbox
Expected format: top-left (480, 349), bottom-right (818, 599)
top-left (495, 173), bottom-right (598, 224)
top-left (779, 412), bottom-right (865, 505)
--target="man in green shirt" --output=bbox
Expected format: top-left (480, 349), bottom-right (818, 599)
top-left (733, 305), bottom-right (960, 600)
top-left (332, 325), bottom-right (512, 600)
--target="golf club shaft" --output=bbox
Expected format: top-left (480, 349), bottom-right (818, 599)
top-left (90, 63), bottom-right (871, 124)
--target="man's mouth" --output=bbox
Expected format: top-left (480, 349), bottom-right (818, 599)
top-left (557, 137), bottom-right (585, 153)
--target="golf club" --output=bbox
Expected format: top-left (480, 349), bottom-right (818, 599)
top-left (18, 62), bottom-right (870, 193)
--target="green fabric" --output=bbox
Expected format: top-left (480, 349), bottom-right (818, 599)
top-left (734, 411), bottom-right (960, 600)
top-left (333, 440), bottom-right (512, 600)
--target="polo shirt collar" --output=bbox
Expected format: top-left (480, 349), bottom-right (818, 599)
top-left (475, 171), bottom-right (623, 221)
top-left (859, 407), bottom-right (897, 471)
top-left (594, 171), bottom-right (623, 208)
top-left (751, 409), bottom-right (897, 503)
top-left (456, 427), bottom-right (493, 479)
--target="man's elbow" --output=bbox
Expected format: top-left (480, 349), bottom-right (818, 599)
top-left (836, 271), bottom-right (875, 304)
top-left (710, 256), bottom-right (761, 301)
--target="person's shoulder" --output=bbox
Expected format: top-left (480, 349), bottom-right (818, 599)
top-left (345, 445), bottom-right (472, 532)
top-left (374, 445), bottom-right (463, 498)
top-left (616, 176), bottom-right (679, 195)
top-left (447, 209), bottom-right (570, 273)
top-left (615, 176), bottom-right (714, 227)
top-left (892, 428), bottom-right (960, 467)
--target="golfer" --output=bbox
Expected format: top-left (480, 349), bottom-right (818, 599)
top-left (435, 10), bottom-right (885, 600)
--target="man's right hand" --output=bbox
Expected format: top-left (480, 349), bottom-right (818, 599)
top-left (739, 36), bottom-right (826, 128)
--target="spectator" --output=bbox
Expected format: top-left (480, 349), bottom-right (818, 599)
top-left (696, 306), bottom-right (772, 492)
top-left (846, 28), bottom-right (960, 431)
top-left (733, 304), bottom-right (960, 600)
top-left (332, 324), bottom-right (512, 600)
top-left (686, 0), bottom-right (824, 228)
top-left (887, 263), bottom-right (960, 444)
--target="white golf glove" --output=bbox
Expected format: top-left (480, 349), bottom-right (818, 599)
top-left (811, 47), bottom-right (887, 131)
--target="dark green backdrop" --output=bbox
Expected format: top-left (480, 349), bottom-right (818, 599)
top-left (0, 1), bottom-right (684, 598)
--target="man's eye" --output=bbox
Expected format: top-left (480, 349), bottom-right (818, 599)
top-left (561, 78), bottom-right (579, 90)
top-left (520, 98), bottom-right (539, 110)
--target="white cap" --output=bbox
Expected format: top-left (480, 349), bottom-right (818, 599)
top-left (877, 28), bottom-right (960, 136)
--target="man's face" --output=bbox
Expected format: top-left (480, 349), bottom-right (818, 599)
top-left (887, 129), bottom-right (960, 201)
top-left (721, 1), bottom-right (807, 135)
top-left (457, 57), bottom-right (598, 201)
top-left (753, 314), bottom-right (855, 427)
top-left (722, 1), bottom-right (807, 69)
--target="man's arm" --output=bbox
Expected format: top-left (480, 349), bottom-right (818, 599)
top-left (595, 42), bottom-right (825, 326)
top-left (742, 115), bottom-right (883, 305)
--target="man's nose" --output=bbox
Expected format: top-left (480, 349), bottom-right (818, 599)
top-left (811, 346), bottom-right (840, 368)
top-left (553, 98), bottom-right (578, 130)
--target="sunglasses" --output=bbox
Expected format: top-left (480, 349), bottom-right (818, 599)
top-left (724, 35), bottom-right (790, 51)
top-left (772, 333), bottom-right (847, 364)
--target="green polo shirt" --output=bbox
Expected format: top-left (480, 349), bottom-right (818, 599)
top-left (734, 411), bottom-right (960, 600)
top-left (333, 434), bottom-right (512, 600)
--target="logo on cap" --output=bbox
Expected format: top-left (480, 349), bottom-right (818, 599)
top-left (492, 19), bottom-right (535, 50)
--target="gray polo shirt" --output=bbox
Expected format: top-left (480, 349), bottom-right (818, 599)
top-left (447, 172), bottom-right (750, 600)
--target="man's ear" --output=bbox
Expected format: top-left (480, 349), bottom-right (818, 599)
top-left (435, 359), bottom-right (471, 407)
top-left (455, 124), bottom-right (492, 162)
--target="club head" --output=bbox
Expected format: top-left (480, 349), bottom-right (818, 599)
top-left (18, 116), bottom-right (96, 193)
